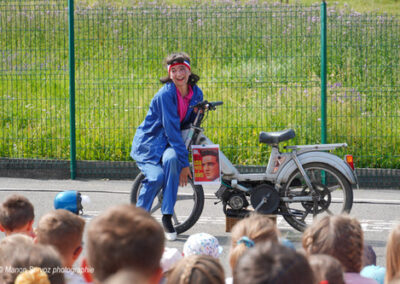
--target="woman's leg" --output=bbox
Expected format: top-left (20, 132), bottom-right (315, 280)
top-left (161, 147), bottom-right (182, 215)
top-left (136, 162), bottom-right (164, 212)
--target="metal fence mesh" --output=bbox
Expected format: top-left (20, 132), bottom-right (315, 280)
top-left (73, 4), bottom-right (321, 166)
top-left (0, 1), bottom-right (69, 159)
top-left (1, 1), bottom-right (399, 184)
top-left (327, 9), bottom-right (400, 169)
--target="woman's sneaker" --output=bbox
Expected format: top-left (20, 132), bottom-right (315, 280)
top-left (162, 214), bottom-right (177, 241)
top-left (165, 231), bottom-right (177, 241)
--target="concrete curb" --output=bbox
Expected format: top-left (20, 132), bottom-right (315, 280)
top-left (0, 158), bottom-right (399, 189)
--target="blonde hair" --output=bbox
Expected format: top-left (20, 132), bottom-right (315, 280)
top-left (15, 267), bottom-right (50, 284)
top-left (229, 214), bottom-right (279, 270)
top-left (166, 255), bottom-right (225, 284)
top-left (302, 214), bottom-right (364, 273)
top-left (388, 277), bottom-right (400, 284)
top-left (308, 254), bottom-right (345, 284)
top-left (385, 223), bottom-right (400, 284)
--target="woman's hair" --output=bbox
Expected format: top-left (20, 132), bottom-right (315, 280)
top-left (308, 254), bottom-right (345, 284)
top-left (166, 255), bottom-right (225, 284)
top-left (229, 214), bottom-right (279, 270)
top-left (302, 214), bottom-right (364, 273)
top-left (159, 52), bottom-right (200, 86)
top-left (234, 241), bottom-right (315, 284)
top-left (385, 223), bottom-right (400, 283)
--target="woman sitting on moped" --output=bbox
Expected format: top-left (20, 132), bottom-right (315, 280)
top-left (130, 52), bottom-right (203, 241)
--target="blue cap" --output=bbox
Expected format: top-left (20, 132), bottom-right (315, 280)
top-left (54, 190), bottom-right (83, 214)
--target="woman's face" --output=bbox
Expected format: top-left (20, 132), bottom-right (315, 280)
top-left (169, 64), bottom-right (191, 89)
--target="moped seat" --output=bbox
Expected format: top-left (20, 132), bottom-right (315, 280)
top-left (259, 129), bottom-right (295, 145)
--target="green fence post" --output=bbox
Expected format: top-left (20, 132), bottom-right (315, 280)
top-left (320, 0), bottom-right (327, 144)
top-left (68, 0), bottom-right (76, 179)
top-left (320, 0), bottom-right (328, 184)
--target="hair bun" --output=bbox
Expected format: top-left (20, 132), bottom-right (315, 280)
top-left (15, 267), bottom-right (50, 284)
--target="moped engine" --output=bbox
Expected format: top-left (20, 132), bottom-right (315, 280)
top-left (227, 194), bottom-right (248, 210)
top-left (250, 184), bottom-right (280, 214)
top-left (215, 184), bottom-right (249, 210)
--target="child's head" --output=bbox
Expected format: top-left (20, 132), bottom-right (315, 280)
top-left (302, 214), bottom-right (364, 273)
top-left (0, 194), bottom-right (34, 236)
top-left (103, 269), bottom-right (149, 284)
top-left (166, 255), bottom-right (225, 284)
top-left (183, 232), bottom-right (223, 258)
top-left (161, 247), bottom-right (183, 273)
top-left (386, 223), bottom-right (400, 283)
top-left (229, 214), bottom-right (279, 270)
top-left (2, 243), bottom-right (64, 284)
top-left (35, 209), bottom-right (85, 268)
top-left (87, 204), bottom-right (165, 283)
top-left (234, 241), bottom-right (315, 284)
top-left (0, 233), bottom-right (34, 268)
top-left (308, 254), bottom-right (345, 284)
top-left (15, 267), bottom-right (51, 284)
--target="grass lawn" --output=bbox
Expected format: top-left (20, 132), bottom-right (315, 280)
top-left (1, 0), bottom-right (399, 168)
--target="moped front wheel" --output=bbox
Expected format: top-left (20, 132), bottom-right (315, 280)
top-left (130, 173), bottom-right (205, 235)
top-left (280, 162), bottom-right (353, 232)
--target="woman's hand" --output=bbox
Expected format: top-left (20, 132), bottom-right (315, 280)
top-left (179, 166), bottom-right (192, 187)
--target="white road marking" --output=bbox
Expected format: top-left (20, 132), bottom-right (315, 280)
top-left (359, 219), bottom-right (398, 232)
top-left (80, 211), bottom-right (397, 232)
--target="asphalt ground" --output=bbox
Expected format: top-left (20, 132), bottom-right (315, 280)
top-left (1, 177), bottom-right (399, 277)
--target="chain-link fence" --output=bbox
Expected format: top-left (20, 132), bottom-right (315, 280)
top-left (1, 1), bottom-right (399, 187)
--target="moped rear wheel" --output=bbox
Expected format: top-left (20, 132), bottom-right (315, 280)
top-left (280, 162), bottom-right (353, 232)
top-left (130, 173), bottom-right (205, 235)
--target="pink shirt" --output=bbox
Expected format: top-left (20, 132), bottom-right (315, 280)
top-left (344, 272), bottom-right (379, 284)
top-left (176, 85), bottom-right (193, 122)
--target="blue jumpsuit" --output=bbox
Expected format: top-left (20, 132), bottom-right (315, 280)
top-left (130, 82), bottom-right (203, 214)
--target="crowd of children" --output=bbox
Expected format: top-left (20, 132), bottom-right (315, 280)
top-left (1, 193), bottom-right (400, 284)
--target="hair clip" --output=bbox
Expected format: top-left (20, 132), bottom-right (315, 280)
top-left (237, 236), bottom-right (255, 248)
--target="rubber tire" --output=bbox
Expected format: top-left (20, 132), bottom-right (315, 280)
top-left (280, 162), bottom-right (353, 232)
top-left (130, 172), bottom-right (205, 234)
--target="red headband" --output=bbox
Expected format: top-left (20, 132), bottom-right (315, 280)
top-left (167, 61), bottom-right (191, 73)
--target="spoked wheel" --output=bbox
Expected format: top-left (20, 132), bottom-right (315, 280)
top-left (280, 163), bottom-right (353, 232)
top-left (130, 173), bottom-right (205, 234)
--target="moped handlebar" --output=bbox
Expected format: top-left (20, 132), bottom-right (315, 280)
top-left (193, 100), bottom-right (223, 110)
top-left (209, 101), bottom-right (223, 109)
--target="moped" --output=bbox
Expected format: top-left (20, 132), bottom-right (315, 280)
top-left (131, 101), bottom-right (358, 232)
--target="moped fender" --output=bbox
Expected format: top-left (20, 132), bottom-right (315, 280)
top-left (276, 151), bottom-right (358, 186)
